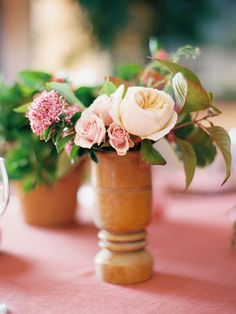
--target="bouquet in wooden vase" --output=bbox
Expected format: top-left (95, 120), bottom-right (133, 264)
top-left (20, 46), bottom-right (231, 284)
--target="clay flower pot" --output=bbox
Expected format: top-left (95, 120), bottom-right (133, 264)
top-left (92, 151), bottom-right (153, 284)
top-left (13, 162), bottom-right (86, 227)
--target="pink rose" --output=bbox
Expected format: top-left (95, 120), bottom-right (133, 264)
top-left (74, 110), bottom-right (106, 148)
top-left (108, 122), bottom-right (134, 156)
top-left (90, 95), bottom-right (112, 126)
top-left (90, 86), bottom-right (124, 125)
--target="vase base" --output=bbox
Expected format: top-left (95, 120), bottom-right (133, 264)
top-left (95, 248), bottom-right (153, 284)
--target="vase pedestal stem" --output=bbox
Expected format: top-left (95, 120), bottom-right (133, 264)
top-left (95, 229), bottom-right (153, 284)
top-left (92, 152), bottom-right (153, 284)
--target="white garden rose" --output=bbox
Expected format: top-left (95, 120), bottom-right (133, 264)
top-left (111, 86), bottom-right (177, 141)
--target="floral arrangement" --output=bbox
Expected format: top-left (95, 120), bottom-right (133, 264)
top-left (1, 71), bottom-right (96, 192)
top-left (20, 46), bottom-right (231, 188)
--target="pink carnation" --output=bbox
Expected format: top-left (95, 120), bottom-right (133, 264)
top-left (27, 90), bottom-right (65, 135)
top-left (64, 105), bottom-right (81, 123)
top-left (108, 122), bottom-right (134, 156)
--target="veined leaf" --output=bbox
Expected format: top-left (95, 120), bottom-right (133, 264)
top-left (172, 72), bottom-right (187, 112)
top-left (181, 79), bottom-right (210, 113)
top-left (46, 82), bottom-right (85, 108)
top-left (172, 72), bottom-right (209, 114)
top-left (14, 102), bottom-right (30, 113)
top-left (155, 59), bottom-right (200, 84)
top-left (204, 126), bottom-right (231, 185)
top-left (176, 138), bottom-right (197, 188)
top-left (100, 80), bottom-right (116, 96)
top-left (141, 140), bottom-right (166, 165)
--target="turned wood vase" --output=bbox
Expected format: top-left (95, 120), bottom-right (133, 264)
top-left (92, 151), bottom-right (153, 284)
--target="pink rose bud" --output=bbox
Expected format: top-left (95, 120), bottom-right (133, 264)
top-left (155, 49), bottom-right (169, 60)
top-left (108, 122), bottom-right (134, 156)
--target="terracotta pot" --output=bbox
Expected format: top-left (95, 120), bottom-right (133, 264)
top-left (13, 162), bottom-right (85, 227)
top-left (92, 151), bottom-right (153, 284)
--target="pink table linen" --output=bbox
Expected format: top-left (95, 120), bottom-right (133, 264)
top-left (1, 191), bottom-right (236, 314)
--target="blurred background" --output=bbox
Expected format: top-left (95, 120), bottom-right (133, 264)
top-left (0, 0), bottom-right (236, 192)
top-left (1, 0), bottom-right (236, 95)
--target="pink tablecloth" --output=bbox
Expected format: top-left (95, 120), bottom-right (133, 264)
top-left (1, 192), bottom-right (236, 314)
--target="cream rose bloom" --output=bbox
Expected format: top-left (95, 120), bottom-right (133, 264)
top-left (111, 86), bottom-right (177, 141)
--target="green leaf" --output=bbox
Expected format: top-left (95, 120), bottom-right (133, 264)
top-left (74, 86), bottom-right (97, 107)
top-left (23, 175), bottom-right (37, 193)
top-left (182, 80), bottom-right (210, 114)
top-left (100, 80), bottom-right (116, 96)
top-left (70, 145), bottom-right (79, 161)
top-left (174, 114), bottom-right (195, 139)
top-left (71, 112), bottom-right (82, 124)
top-left (204, 126), bottom-right (231, 185)
top-left (18, 70), bottom-right (52, 90)
top-left (172, 72), bottom-right (209, 114)
top-left (56, 134), bottom-right (74, 153)
top-left (140, 140), bottom-right (166, 165)
top-left (46, 82), bottom-right (85, 108)
top-left (159, 60), bottom-right (210, 114)
top-left (155, 59), bottom-right (201, 84)
top-left (90, 150), bottom-right (98, 163)
top-left (187, 128), bottom-right (217, 167)
top-left (14, 103), bottom-right (30, 113)
top-left (114, 64), bottom-right (142, 81)
top-left (43, 126), bottom-right (54, 142)
top-left (176, 138), bottom-right (197, 189)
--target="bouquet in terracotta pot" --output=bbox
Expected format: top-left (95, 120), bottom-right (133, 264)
top-left (20, 46), bottom-right (231, 284)
top-left (1, 71), bottom-right (93, 227)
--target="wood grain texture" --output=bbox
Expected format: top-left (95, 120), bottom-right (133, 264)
top-left (92, 152), bottom-right (153, 284)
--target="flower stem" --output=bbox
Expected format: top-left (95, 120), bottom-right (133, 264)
top-left (173, 113), bottom-right (211, 131)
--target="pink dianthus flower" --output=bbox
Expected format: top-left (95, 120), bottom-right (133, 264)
top-left (27, 90), bottom-right (65, 135)
top-left (64, 105), bottom-right (81, 123)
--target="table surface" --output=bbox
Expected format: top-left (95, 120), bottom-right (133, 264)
top-left (1, 189), bottom-right (236, 314)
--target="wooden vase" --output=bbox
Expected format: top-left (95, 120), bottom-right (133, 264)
top-left (13, 162), bottom-right (85, 227)
top-left (92, 152), bottom-right (153, 284)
